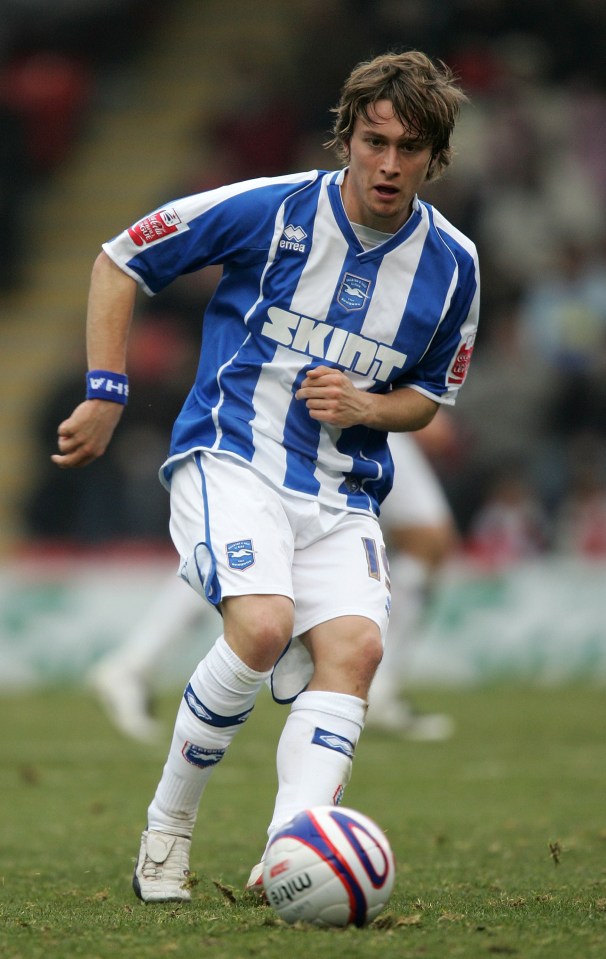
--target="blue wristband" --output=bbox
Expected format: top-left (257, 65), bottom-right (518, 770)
top-left (86, 369), bottom-right (129, 405)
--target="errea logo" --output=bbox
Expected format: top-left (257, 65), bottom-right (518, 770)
top-left (279, 223), bottom-right (307, 252)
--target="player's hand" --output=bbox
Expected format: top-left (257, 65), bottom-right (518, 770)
top-left (51, 399), bottom-right (124, 468)
top-left (295, 365), bottom-right (371, 428)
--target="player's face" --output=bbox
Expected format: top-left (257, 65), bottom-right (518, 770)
top-left (341, 100), bottom-right (434, 234)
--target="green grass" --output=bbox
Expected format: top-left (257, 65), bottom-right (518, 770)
top-left (1, 684), bottom-right (605, 958)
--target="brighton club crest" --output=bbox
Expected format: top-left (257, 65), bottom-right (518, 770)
top-left (226, 539), bottom-right (255, 571)
top-left (338, 273), bottom-right (371, 311)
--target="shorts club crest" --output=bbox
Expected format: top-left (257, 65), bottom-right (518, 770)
top-left (226, 540), bottom-right (255, 570)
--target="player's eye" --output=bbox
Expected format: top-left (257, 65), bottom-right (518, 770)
top-left (401, 138), bottom-right (431, 154)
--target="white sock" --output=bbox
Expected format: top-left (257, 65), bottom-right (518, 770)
top-left (264, 689), bottom-right (366, 853)
top-left (147, 635), bottom-right (271, 837)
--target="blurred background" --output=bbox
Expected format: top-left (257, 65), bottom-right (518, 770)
top-left (1, 0), bottom-right (606, 689)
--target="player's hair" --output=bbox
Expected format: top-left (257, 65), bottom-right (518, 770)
top-left (325, 51), bottom-right (468, 181)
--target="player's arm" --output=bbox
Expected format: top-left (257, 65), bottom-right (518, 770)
top-left (51, 251), bottom-right (137, 469)
top-left (296, 366), bottom-right (439, 432)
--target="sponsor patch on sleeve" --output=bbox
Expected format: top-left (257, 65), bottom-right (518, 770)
top-left (447, 332), bottom-right (475, 386)
top-left (128, 208), bottom-right (182, 247)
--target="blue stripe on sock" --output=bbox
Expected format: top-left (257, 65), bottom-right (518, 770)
top-left (183, 683), bottom-right (253, 727)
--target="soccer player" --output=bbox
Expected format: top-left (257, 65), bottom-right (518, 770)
top-left (52, 51), bottom-right (479, 900)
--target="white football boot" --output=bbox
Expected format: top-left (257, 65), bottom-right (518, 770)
top-left (88, 661), bottom-right (165, 744)
top-left (245, 861), bottom-right (264, 893)
top-left (366, 696), bottom-right (454, 740)
top-left (133, 830), bottom-right (192, 902)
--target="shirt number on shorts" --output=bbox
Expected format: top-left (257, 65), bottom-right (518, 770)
top-left (362, 537), bottom-right (390, 589)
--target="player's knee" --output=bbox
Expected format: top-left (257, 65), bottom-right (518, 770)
top-left (252, 611), bottom-right (293, 658)
top-left (339, 626), bottom-right (383, 689)
top-left (356, 630), bottom-right (384, 677)
top-left (222, 593), bottom-right (294, 669)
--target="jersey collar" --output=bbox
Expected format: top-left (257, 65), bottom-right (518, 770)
top-left (326, 170), bottom-right (423, 259)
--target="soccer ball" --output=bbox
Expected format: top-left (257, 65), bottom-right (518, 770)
top-left (262, 805), bottom-right (396, 927)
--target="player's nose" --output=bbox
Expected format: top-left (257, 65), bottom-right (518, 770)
top-left (380, 145), bottom-right (400, 175)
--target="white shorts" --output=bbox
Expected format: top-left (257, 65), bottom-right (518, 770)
top-left (379, 433), bottom-right (452, 528)
top-left (169, 452), bottom-right (391, 701)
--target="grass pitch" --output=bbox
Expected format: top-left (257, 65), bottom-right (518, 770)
top-left (1, 684), bottom-right (605, 958)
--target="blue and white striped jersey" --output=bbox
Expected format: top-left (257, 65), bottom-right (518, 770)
top-left (103, 168), bottom-right (479, 515)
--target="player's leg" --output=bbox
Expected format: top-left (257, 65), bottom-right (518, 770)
top-left (245, 510), bottom-right (389, 890)
top-left (271, 613), bottom-right (381, 821)
top-left (134, 454), bottom-right (296, 901)
top-left (145, 595), bottom-right (293, 834)
top-left (246, 616), bottom-right (383, 891)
